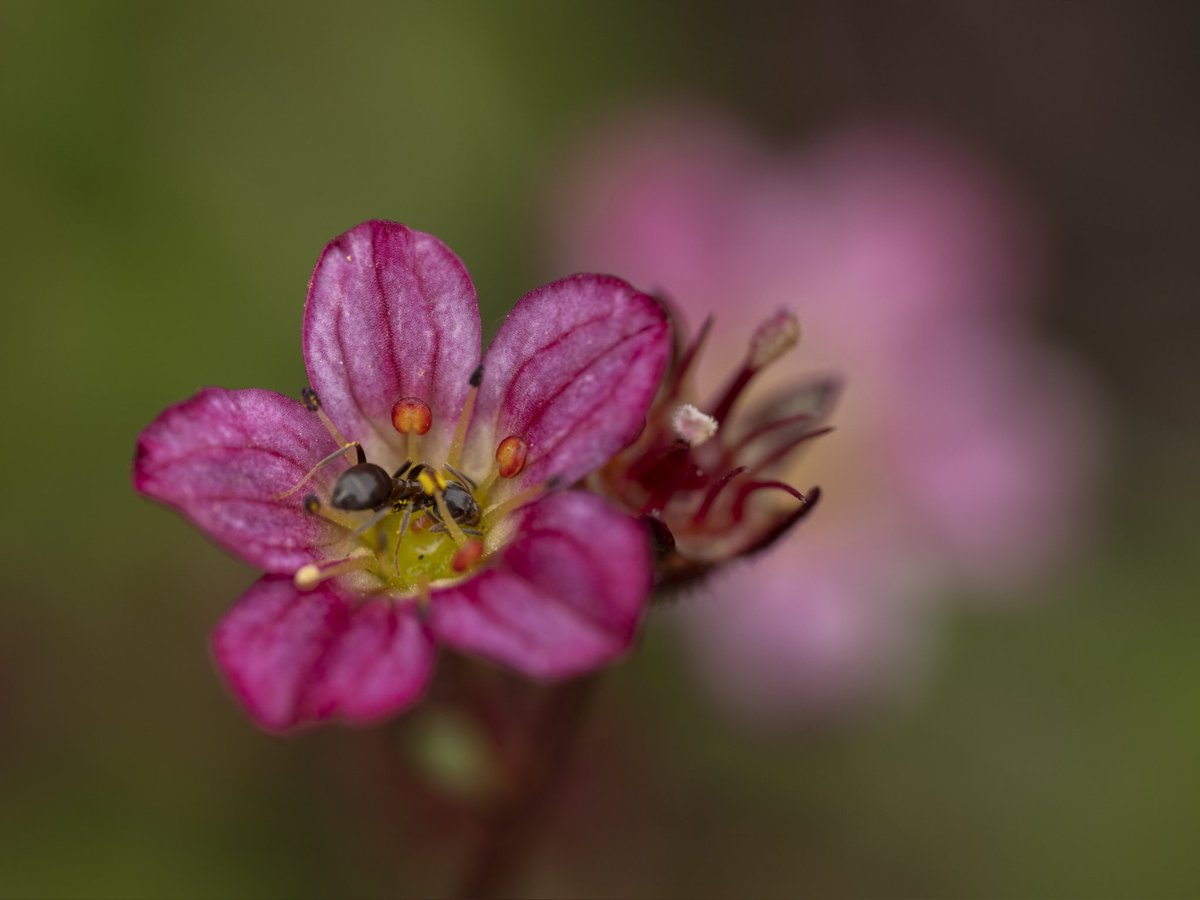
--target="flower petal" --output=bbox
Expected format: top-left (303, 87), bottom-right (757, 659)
top-left (134, 387), bottom-right (342, 573)
top-left (470, 275), bottom-right (669, 491)
top-left (211, 576), bottom-right (346, 732)
top-left (681, 530), bottom-right (923, 720)
top-left (212, 576), bottom-right (436, 732)
top-left (427, 491), bottom-right (650, 679)
top-left (303, 220), bottom-right (482, 461)
top-left (299, 597), bottom-right (437, 725)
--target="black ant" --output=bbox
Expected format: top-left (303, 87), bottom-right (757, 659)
top-left (288, 386), bottom-right (482, 535)
top-left (285, 388), bottom-right (486, 576)
top-left (321, 450), bottom-right (481, 532)
top-left (303, 451), bottom-right (483, 576)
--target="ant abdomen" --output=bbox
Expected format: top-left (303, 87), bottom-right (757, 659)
top-left (331, 462), bottom-right (394, 511)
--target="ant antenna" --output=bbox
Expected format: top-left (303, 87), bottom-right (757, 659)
top-left (444, 463), bottom-right (477, 491)
top-left (277, 387), bottom-right (365, 499)
top-left (276, 442), bottom-right (365, 499)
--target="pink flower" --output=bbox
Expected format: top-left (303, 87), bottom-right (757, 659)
top-left (135, 220), bottom-right (669, 731)
top-left (592, 303), bottom-right (831, 589)
top-left (547, 108), bottom-right (1101, 718)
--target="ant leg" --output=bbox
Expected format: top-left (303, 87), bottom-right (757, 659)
top-left (393, 459), bottom-right (413, 478)
top-left (350, 506), bottom-right (390, 538)
top-left (392, 505), bottom-right (414, 575)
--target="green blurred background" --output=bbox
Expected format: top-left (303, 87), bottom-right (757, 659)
top-left (1, 2), bottom-right (1197, 897)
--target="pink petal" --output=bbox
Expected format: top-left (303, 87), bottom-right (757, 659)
top-left (211, 577), bottom-right (347, 732)
top-left (302, 221), bottom-right (482, 460)
top-left (680, 530), bottom-right (927, 721)
top-left (133, 387), bottom-right (342, 573)
top-left (883, 332), bottom-right (1101, 587)
top-left (544, 105), bottom-right (757, 312)
top-left (470, 275), bottom-right (669, 490)
top-left (212, 577), bottom-right (436, 732)
top-left (299, 597), bottom-right (437, 724)
top-left (428, 492), bottom-right (650, 679)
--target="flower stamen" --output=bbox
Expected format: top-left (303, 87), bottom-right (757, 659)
top-left (446, 364), bottom-right (484, 470)
top-left (745, 426), bottom-right (835, 476)
top-left (495, 435), bottom-right (528, 479)
top-left (731, 479), bottom-right (810, 522)
top-left (481, 476), bottom-right (561, 527)
top-left (451, 539), bottom-right (485, 572)
top-left (293, 549), bottom-right (374, 591)
top-left (671, 404), bottom-right (719, 447)
top-left (692, 466), bottom-right (747, 525)
top-left (392, 397), bottom-right (432, 464)
top-left (415, 573), bottom-right (432, 613)
top-left (301, 493), bottom-right (357, 530)
top-left (473, 434), bottom-right (525, 499)
top-left (663, 313), bottom-right (714, 406)
top-left (302, 387), bottom-right (358, 459)
top-left (708, 308), bottom-right (802, 424)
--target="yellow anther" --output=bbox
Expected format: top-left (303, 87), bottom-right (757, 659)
top-left (293, 564), bottom-right (322, 591)
top-left (292, 551), bottom-right (373, 591)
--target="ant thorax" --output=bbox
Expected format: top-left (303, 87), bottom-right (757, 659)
top-left (279, 383), bottom-right (532, 597)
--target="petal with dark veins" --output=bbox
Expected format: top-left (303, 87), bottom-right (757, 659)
top-left (469, 275), bottom-right (669, 493)
top-left (212, 577), bottom-right (436, 732)
top-left (299, 597), bottom-right (437, 725)
top-left (303, 220), bottom-right (482, 460)
top-left (428, 491), bottom-right (650, 679)
top-left (134, 387), bottom-right (343, 573)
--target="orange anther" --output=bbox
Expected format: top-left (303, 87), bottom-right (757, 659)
top-left (451, 539), bottom-right (485, 573)
top-left (391, 397), bottom-right (432, 434)
top-left (495, 435), bottom-right (528, 479)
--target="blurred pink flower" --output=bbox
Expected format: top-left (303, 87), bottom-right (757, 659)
top-left (546, 107), bottom-right (1101, 720)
